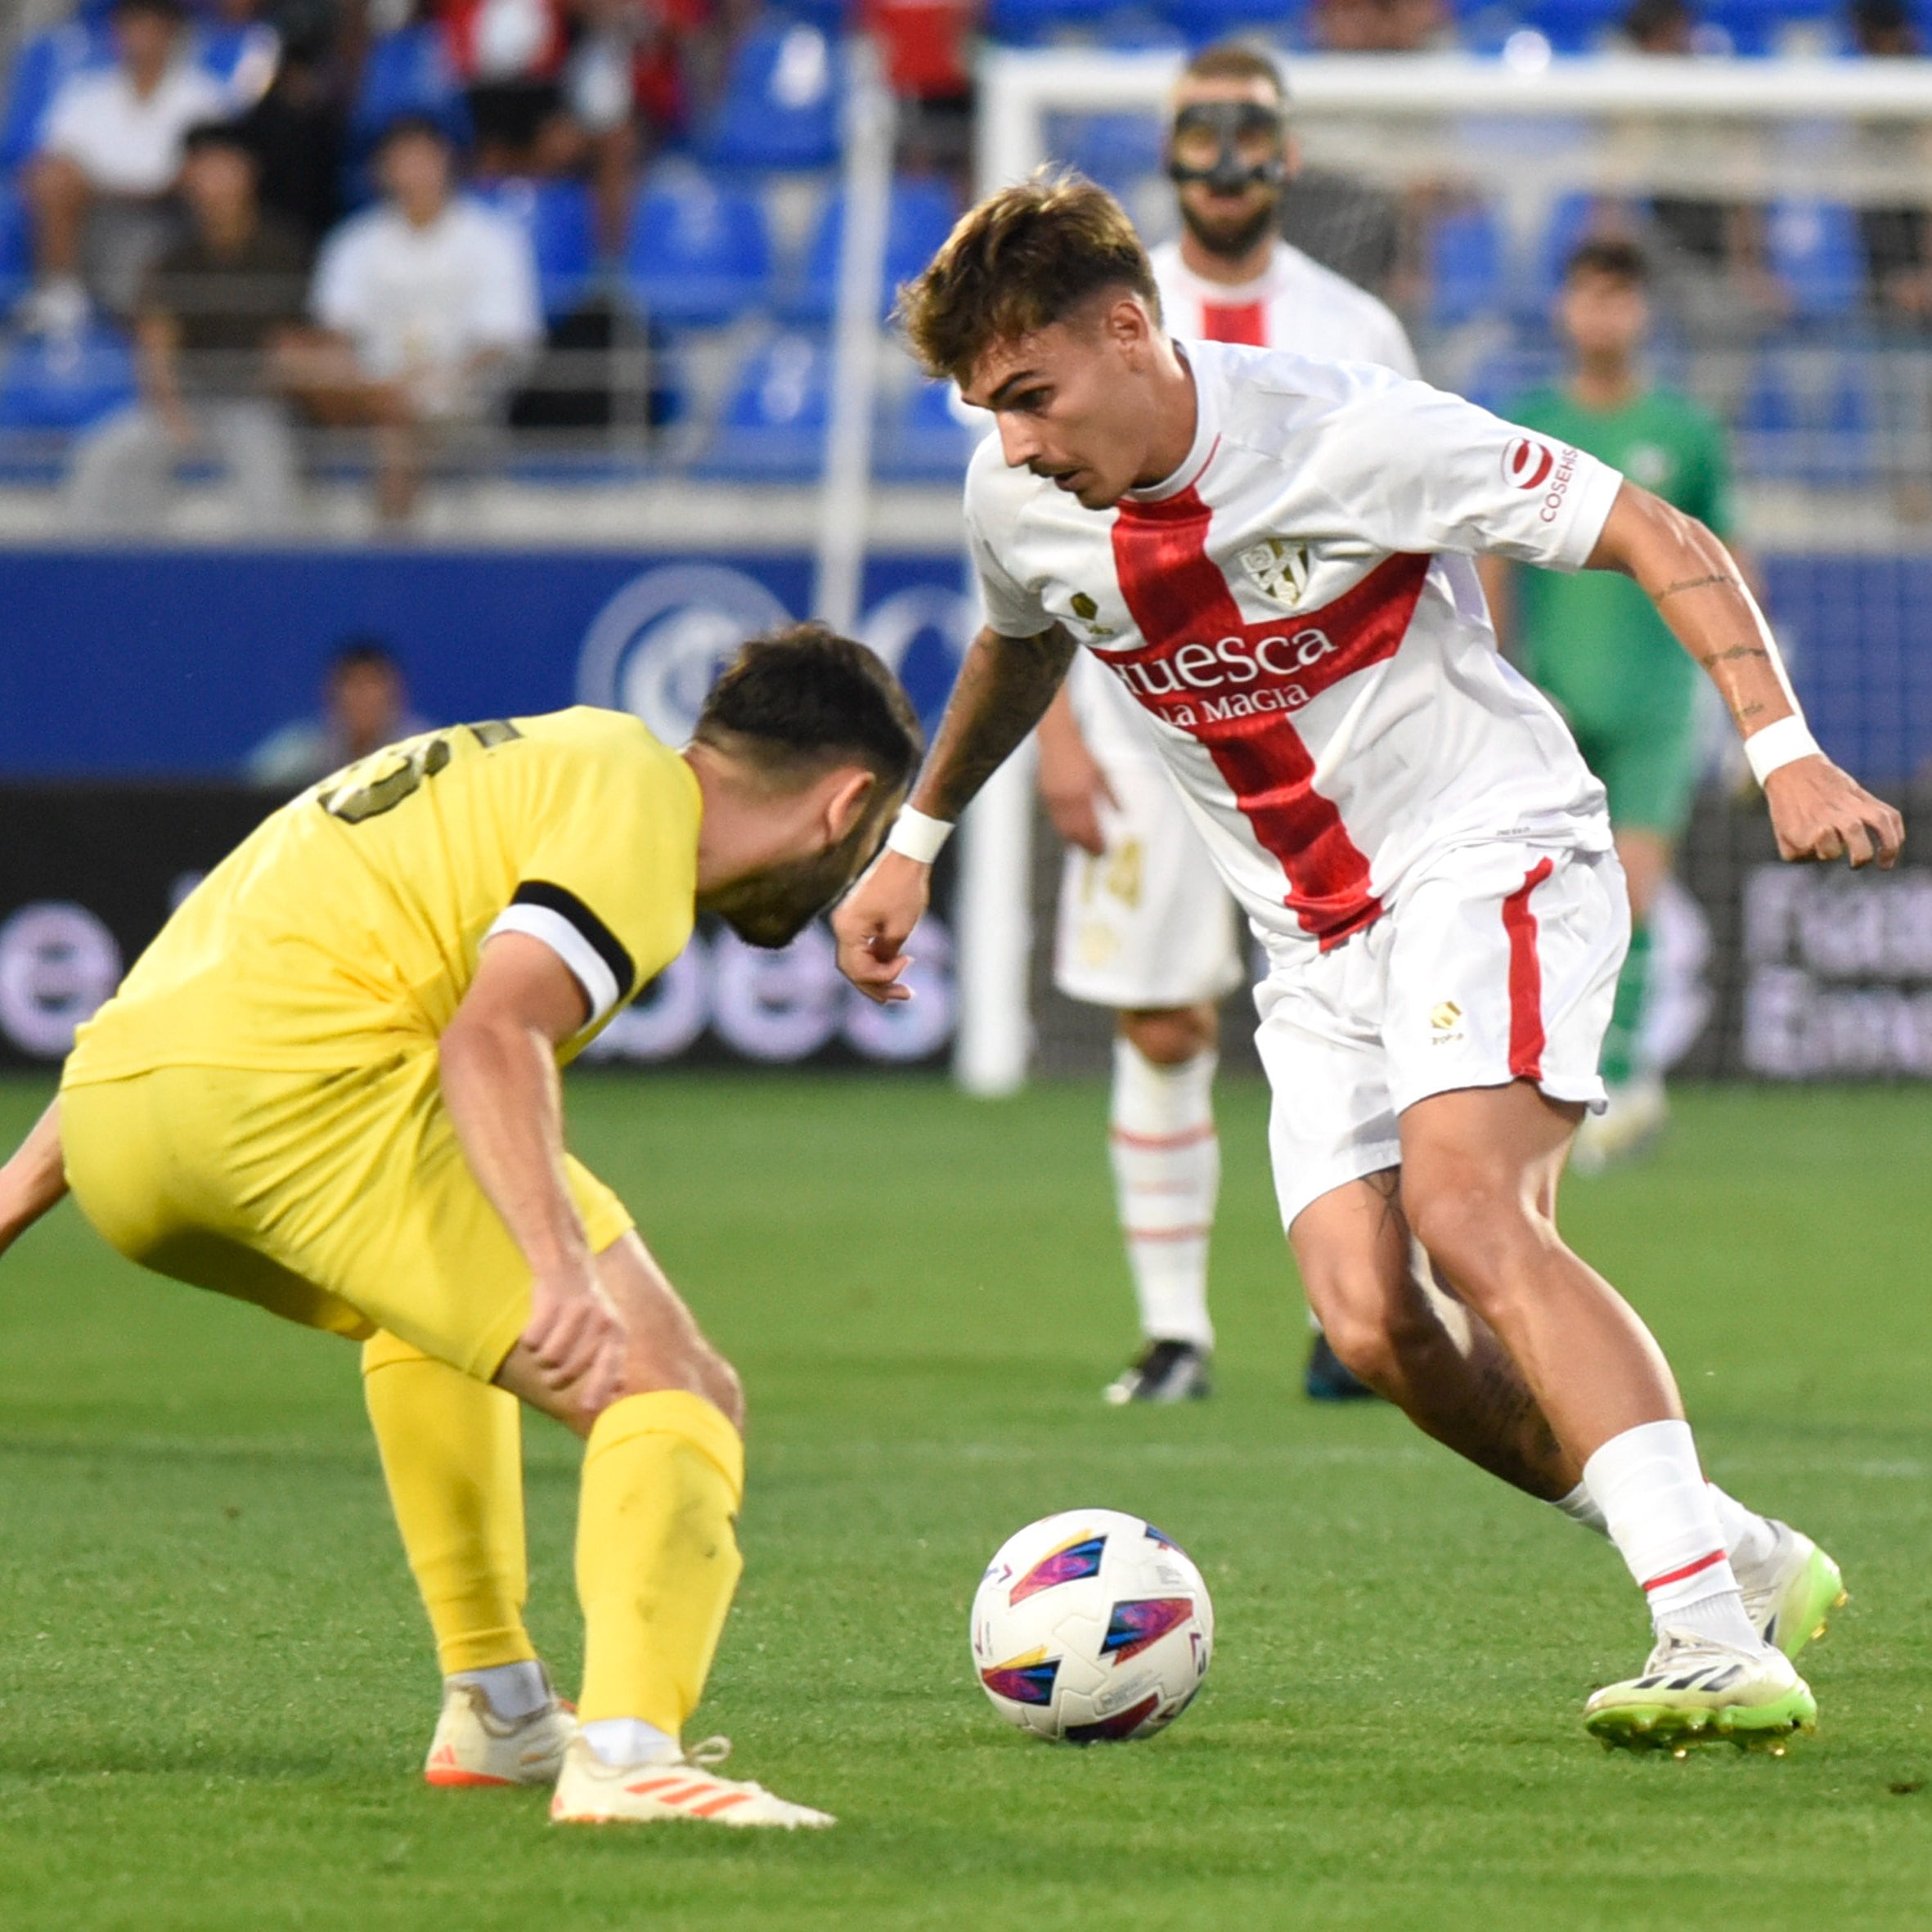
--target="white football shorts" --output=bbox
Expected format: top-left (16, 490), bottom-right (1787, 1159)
top-left (1052, 753), bottom-right (1247, 1011)
top-left (1255, 839), bottom-right (1629, 1232)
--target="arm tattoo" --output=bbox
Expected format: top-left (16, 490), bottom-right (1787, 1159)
top-left (1695, 643), bottom-right (1772, 670)
top-left (1658, 572), bottom-right (1741, 601)
top-left (915, 625), bottom-right (1080, 822)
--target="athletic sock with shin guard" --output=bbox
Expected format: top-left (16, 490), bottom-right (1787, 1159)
top-left (1582, 1418), bottom-right (1762, 1649)
top-left (575, 1390), bottom-right (745, 1748)
top-left (362, 1331), bottom-right (538, 1680)
top-left (1108, 1036), bottom-right (1219, 1352)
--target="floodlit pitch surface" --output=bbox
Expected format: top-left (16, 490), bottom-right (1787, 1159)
top-left (1, 1073), bottom-right (1928, 1931)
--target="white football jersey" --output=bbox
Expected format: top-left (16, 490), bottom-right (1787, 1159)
top-left (970, 339), bottom-right (1621, 959)
top-left (1150, 237), bottom-right (1418, 379)
top-left (1072, 241), bottom-right (1417, 770)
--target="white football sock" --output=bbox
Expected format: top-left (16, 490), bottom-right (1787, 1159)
top-left (1582, 1420), bottom-right (1761, 1649)
top-left (1705, 1482), bottom-right (1781, 1575)
top-left (449, 1660), bottom-right (550, 1722)
top-left (1108, 1037), bottom-right (1218, 1351)
top-left (582, 1717), bottom-right (681, 1768)
top-left (1552, 1476), bottom-right (1781, 1580)
top-left (1552, 1481), bottom-right (1608, 1534)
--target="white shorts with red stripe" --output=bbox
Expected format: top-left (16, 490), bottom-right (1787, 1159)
top-left (1255, 840), bottom-right (1629, 1231)
top-left (1053, 753), bottom-right (1247, 1011)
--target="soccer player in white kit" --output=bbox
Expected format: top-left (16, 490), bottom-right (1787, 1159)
top-left (838, 177), bottom-right (1903, 1746)
top-left (1034, 44), bottom-right (1416, 1406)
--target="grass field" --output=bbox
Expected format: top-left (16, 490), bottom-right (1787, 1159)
top-left (1, 1071), bottom-right (1928, 1931)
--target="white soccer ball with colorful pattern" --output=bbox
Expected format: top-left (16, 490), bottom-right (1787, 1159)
top-left (969, 1508), bottom-right (1213, 1742)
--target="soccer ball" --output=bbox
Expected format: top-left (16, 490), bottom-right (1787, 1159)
top-left (969, 1507), bottom-right (1214, 1743)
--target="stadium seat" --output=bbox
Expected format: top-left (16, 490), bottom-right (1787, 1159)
top-left (699, 332), bottom-right (831, 479)
top-left (348, 21), bottom-right (472, 160)
top-left (1520, 0), bottom-right (1626, 53)
top-left (1167, 0), bottom-right (1303, 45)
top-left (0, 322), bottom-right (137, 479)
top-left (0, 16), bottom-right (114, 177)
top-left (474, 177), bottom-right (598, 321)
top-left (984, 0), bottom-right (1148, 44)
top-left (876, 378), bottom-right (974, 481)
top-left (698, 21), bottom-right (842, 173)
top-left (0, 183), bottom-right (34, 313)
top-left (624, 172), bottom-right (775, 328)
top-left (1426, 203), bottom-right (1506, 330)
top-left (1738, 352), bottom-right (1877, 485)
top-left (786, 176), bottom-right (959, 322)
top-left (1528, 191), bottom-right (1611, 310)
top-left (1767, 199), bottom-right (1866, 322)
top-left (1048, 112), bottom-right (1165, 195)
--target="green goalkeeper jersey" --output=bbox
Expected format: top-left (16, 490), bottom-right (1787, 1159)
top-left (1506, 383), bottom-right (1734, 738)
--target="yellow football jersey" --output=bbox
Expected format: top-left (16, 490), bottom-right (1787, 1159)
top-left (65, 707), bottom-right (701, 1082)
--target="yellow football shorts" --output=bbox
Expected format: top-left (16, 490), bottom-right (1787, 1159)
top-left (61, 1049), bottom-right (634, 1382)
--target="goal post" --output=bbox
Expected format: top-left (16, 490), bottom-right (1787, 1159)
top-left (950, 47), bottom-right (1932, 1095)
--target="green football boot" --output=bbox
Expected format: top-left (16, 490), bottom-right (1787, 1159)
top-left (1584, 1632), bottom-right (1817, 1755)
top-left (1739, 1523), bottom-right (1847, 1661)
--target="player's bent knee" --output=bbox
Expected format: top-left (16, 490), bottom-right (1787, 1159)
top-left (1118, 1004), bottom-right (1216, 1067)
top-left (1402, 1179), bottom-right (1548, 1303)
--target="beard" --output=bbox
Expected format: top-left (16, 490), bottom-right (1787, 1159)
top-left (705, 820), bottom-right (883, 950)
top-left (1179, 194), bottom-right (1279, 264)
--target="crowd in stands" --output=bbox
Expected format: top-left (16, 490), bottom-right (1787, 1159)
top-left (0, 0), bottom-right (1926, 526)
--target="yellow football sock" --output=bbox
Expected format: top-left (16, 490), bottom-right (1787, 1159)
top-left (575, 1390), bottom-right (745, 1733)
top-left (361, 1332), bottom-right (537, 1676)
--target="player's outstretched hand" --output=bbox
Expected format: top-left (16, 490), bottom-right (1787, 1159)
top-left (1037, 726), bottom-right (1117, 857)
top-left (833, 851), bottom-right (932, 1004)
top-left (522, 1265), bottom-right (627, 1413)
top-left (1764, 755), bottom-right (1905, 869)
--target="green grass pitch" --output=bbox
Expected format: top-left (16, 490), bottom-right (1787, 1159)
top-left (1, 1072), bottom-right (1929, 1930)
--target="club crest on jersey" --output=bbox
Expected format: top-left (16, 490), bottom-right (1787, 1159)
top-left (1064, 590), bottom-right (1117, 641)
top-left (1238, 537), bottom-right (1312, 609)
top-left (1503, 437), bottom-right (1556, 492)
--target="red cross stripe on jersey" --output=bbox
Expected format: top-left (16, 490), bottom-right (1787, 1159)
top-left (1108, 483), bottom-right (1431, 948)
top-left (1202, 300), bottom-right (1267, 346)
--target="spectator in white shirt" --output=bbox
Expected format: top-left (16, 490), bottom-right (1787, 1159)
top-left (23, 0), bottom-right (229, 329)
top-left (276, 113), bottom-right (543, 525)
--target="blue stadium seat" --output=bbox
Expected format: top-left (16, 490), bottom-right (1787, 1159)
top-left (1426, 204), bottom-right (1506, 329)
top-left (699, 332), bottom-right (831, 480)
top-left (348, 22), bottom-right (472, 159)
top-left (1701, 0), bottom-right (1790, 53)
top-left (0, 17), bottom-right (114, 176)
top-left (985, 0), bottom-right (1148, 44)
top-left (624, 172), bottom-right (775, 328)
top-left (1738, 353), bottom-right (1802, 479)
top-left (0, 183), bottom-right (33, 312)
top-left (1525, 191), bottom-right (1608, 309)
top-left (1049, 112), bottom-right (1164, 195)
top-left (786, 176), bottom-right (959, 323)
top-left (0, 323), bottom-right (137, 441)
top-left (1520, 0), bottom-right (1625, 53)
top-left (877, 379), bottom-right (974, 482)
top-left (1767, 199), bottom-right (1865, 321)
top-left (698, 21), bottom-right (841, 173)
top-left (473, 177), bottom-right (598, 321)
top-left (1737, 352), bottom-right (1875, 485)
top-left (1168, 0), bottom-right (1303, 44)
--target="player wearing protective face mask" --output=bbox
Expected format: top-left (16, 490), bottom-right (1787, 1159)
top-left (1033, 43), bottom-right (1415, 1409)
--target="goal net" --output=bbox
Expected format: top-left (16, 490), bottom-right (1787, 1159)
top-left (959, 48), bottom-right (1932, 1093)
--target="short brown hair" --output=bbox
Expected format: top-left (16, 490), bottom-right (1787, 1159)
top-left (898, 171), bottom-right (1160, 385)
top-left (694, 622), bottom-right (923, 793)
top-left (1180, 41), bottom-right (1287, 101)
top-left (1565, 238), bottom-right (1648, 287)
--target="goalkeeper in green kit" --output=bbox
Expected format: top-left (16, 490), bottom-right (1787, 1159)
top-left (1481, 237), bottom-right (1742, 1168)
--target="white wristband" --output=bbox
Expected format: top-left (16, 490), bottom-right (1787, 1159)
top-left (1744, 714), bottom-right (1822, 786)
top-left (885, 806), bottom-right (954, 865)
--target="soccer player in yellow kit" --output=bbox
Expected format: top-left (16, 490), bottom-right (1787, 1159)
top-left (0, 627), bottom-right (921, 1829)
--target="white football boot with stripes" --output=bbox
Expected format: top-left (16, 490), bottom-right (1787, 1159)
top-left (423, 1673), bottom-right (575, 1788)
top-left (1584, 1631), bottom-right (1816, 1753)
top-left (550, 1736), bottom-right (835, 1829)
